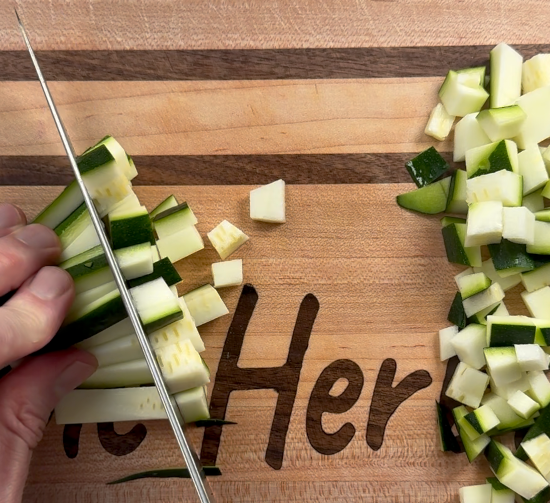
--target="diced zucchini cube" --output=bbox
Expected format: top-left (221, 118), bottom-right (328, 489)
top-left (527, 370), bottom-right (550, 408)
top-left (484, 346), bottom-right (521, 387)
top-left (487, 315), bottom-right (536, 347)
top-left (464, 404), bottom-right (501, 437)
top-left (458, 484), bottom-right (492, 503)
top-left (114, 242), bottom-right (154, 280)
top-left (462, 283), bottom-right (505, 318)
top-left (446, 362), bottom-right (489, 409)
top-left (405, 147), bottom-right (450, 188)
top-left (521, 433), bottom-right (550, 483)
top-left (153, 203), bottom-right (198, 239)
top-left (448, 291), bottom-right (468, 329)
top-left (465, 201), bottom-right (503, 247)
top-left (476, 105), bottom-right (526, 143)
top-left (424, 103), bottom-right (455, 141)
top-left (207, 220), bottom-right (249, 260)
top-left (521, 262), bottom-right (550, 293)
top-left (507, 390), bottom-right (541, 419)
top-left (439, 70), bottom-right (489, 117)
top-left (514, 86), bottom-right (550, 149)
top-left (466, 170), bottom-right (523, 207)
top-left (182, 284), bottom-right (229, 327)
top-left (396, 177), bottom-right (452, 215)
top-left (481, 393), bottom-right (524, 431)
top-left (465, 140), bottom-right (518, 179)
top-left (473, 258), bottom-right (521, 292)
top-left (514, 344), bottom-right (549, 372)
top-left (502, 207), bottom-right (535, 245)
top-left (156, 225), bottom-right (205, 263)
top-left (446, 169), bottom-right (468, 214)
top-left (442, 223), bottom-right (482, 267)
top-left (457, 272), bottom-right (491, 299)
top-left (250, 179), bottom-right (286, 223)
top-left (523, 54), bottom-right (550, 93)
top-left (490, 373), bottom-right (531, 401)
top-left (212, 259), bottom-right (243, 288)
top-left (490, 43), bottom-right (523, 108)
top-left (451, 324), bottom-right (487, 369)
top-left (454, 113), bottom-right (491, 163)
top-left (453, 405), bottom-right (490, 462)
top-left (523, 189), bottom-right (545, 213)
top-left (527, 221), bottom-right (550, 255)
top-left (488, 239), bottom-right (535, 278)
top-left (518, 144), bottom-right (549, 195)
top-left (439, 326), bottom-right (458, 361)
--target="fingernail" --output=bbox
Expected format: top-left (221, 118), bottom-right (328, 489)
top-left (15, 224), bottom-right (60, 249)
top-left (55, 361), bottom-right (97, 398)
top-left (29, 267), bottom-right (73, 300)
top-left (0, 203), bottom-right (23, 229)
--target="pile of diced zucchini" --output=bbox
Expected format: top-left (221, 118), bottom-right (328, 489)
top-left (30, 135), bottom-right (286, 426)
top-left (397, 44), bottom-right (550, 502)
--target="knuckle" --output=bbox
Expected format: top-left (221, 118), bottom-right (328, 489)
top-left (0, 396), bottom-right (46, 449)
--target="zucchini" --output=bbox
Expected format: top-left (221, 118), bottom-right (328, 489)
top-left (441, 216), bottom-right (466, 227)
top-left (523, 54), bottom-right (550, 93)
top-left (404, 147), bottom-right (449, 188)
top-left (129, 278), bottom-right (183, 334)
top-left (85, 135), bottom-right (136, 181)
top-left (212, 259), bottom-right (243, 288)
top-left (465, 140), bottom-right (518, 179)
top-left (522, 286), bottom-right (550, 319)
top-left (458, 484), bottom-right (492, 502)
top-left (457, 66), bottom-right (486, 86)
top-left (59, 224), bottom-right (101, 262)
top-left (448, 292), bottom-right (468, 329)
top-left (483, 346), bottom-right (522, 386)
top-left (182, 284), bottom-right (229, 327)
top-left (476, 105), bottom-right (526, 143)
top-left (439, 70), bottom-right (489, 117)
top-left (486, 477), bottom-right (515, 503)
top-left (481, 393), bottom-right (525, 431)
top-left (75, 317), bottom-right (134, 350)
top-left (67, 280), bottom-right (117, 320)
top-left (424, 103), bottom-right (455, 141)
top-left (396, 177), bottom-right (451, 215)
top-left (98, 191), bottom-right (141, 219)
top-left (474, 258), bottom-right (522, 292)
top-left (55, 386), bottom-right (209, 425)
top-left (490, 43), bottom-right (523, 108)
top-left (150, 195), bottom-right (178, 219)
top-left (250, 179), bottom-right (286, 223)
top-left (517, 405), bottom-right (550, 461)
top-left (60, 245), bottom-right (113, 294)
top-left (462, 283), bottom-right (505, 318)
top-left (446, 169), bottom-right (468, 214)
top-left (519, 145), bottom-right (549, 196)
top-left (487, 316), bottom-right (537, 347)
top-left (515, 344), bottom-right (549, 372)
top-left (109, 206), bottom-right (155, 250)
top-left (507, 390), bottom-right (540, 419)
top-left (54, 203), bottom-right (92, 249)
top-left (207, 220), bottom-right (249, 260)
top-left (441, 222), bottom-right (482, 267)
top-left (521, 263), bottom-right (550, 293)
top-left (453, 405), bottom-right (490, 461)
top-left (153, 202), bottom-right (198, 239)
top-left (521, 434), bottom-right (550, 485)
top-left (527, 221), bottom-right (550, 255)
top-left (514, 86), bottom-right (550, 149)
top-left (80, 358), bottom-right (153, 389)
top-left (33, 180), bottom-right (84, 229)
top-left (488, 240), bottom-right (535, 277)
top-left (526, 371), bottom-right (550, 408)
top-left (156, 225), bottom-right (205, 263)
top-left (464, 201), bottom-right (503, 247)
top-left (127, 257), bottom-right (181, 289)
top-left (454, 113), bottom-right (491, 163)
top-left (450, 324), bottom-right (487, 370)
top-left (468, 302), bottom-right (503, 325)
top-left (466, 170), bottom-right (523, 207)
top-left (535, 210), bottom-right (550, 223)
top-left (523, 190), bottom-right (545, 213)
top-left (457, 272), bottom-right (491, 300)
top-left (485, 439), bottom-right (548, 500)
top-left (461, 404), bottom-right (500, 439)
top-left (155, 339), bottom-right (210, 394)
top-left (87, 332), bottom-right (142, 367)
top-left (446, 362), bottom-right (489, 409)
top-left (502, 208), bottom-right (536, 246)
top-left (149, 298), bottom-right (205, 353)
top-left (435, 401), bottom-right (461, 452)
top-left (114, 242), bottom-right (154, 280)
top-left (490, 373), bottom-right (532, 401)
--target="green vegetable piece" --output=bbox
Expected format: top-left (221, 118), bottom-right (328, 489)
top-left (441, 216), bottom-right (466, 228)
top-left (76, 144), bottom-right (115, 174)
top-left (107, 466), bottom-right (222, 485)
top-left (396, 177), bottom-right (452, 215)
top-left (488, 239), bottom-right (536, 275)
top-left (470, 140), bottom-right (516, 178)
top-left (405, 147), bottom-right (450, 188)
top-left (442, 223), bottom-right (481, 267)
top-left (127, 257), bottom-right (182, 288)
top-left (516, 405), bottom-right (550, 460)
top-left (486, 477), bottom-right (509, 492)
top-left (448, 292), bottom-right (467, 329)
top-left (436, 401), bottom-right (461, 452)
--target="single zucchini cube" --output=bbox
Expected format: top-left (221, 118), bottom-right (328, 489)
top-left (466, 170), bottom-right (522, 207)
top-left (446, 169), bottom-right (468, 214)
top-left (453, 405), bottom-right (490, 462)
top-left (522, 286), bottom-right (550, 319)
top-left (526, 371), bottom-right (550, 408)
top-left (109, 206), bottom-right (155, 250)
top-left (476, 105), bottom-right (526, 143)
top-left (456, 66), bottom-right (486, 86)
top-left (468, 302), bottom-right (503, 326)
top-left (451, 324), bottom-right (487, 369)
top-left (150, 194), bottom-right (178, 219)
top-left (207, 220), bottom-right (249, 260)
top-left (481, 393), bottom-right (524, 431)
top-left (527, 221), bottom-right (550, 255)
top-left (507, 390), bottom-right (541, 419)
top-left (521, 433), bottom-right (550, 483)
top-left (447, 291), bottom-right (468, 329)
top-left (515, 86), bottom-right (550, 149)
top-left (183, 284), bottom-right (229, 327)
top-left (462, 283), bottom-right (505, 318)
top-left (486, 477), bottom-right (515, 503)
top-left (439, 325), bottom-right (458, 361)
top-left (458, 484), bottom-right (492, 503)
top-left (404, 147), bottom-right (449, 188)
top-left (523, 54), bottom-right (550, 93)
top-left (521, 262), bottom-right (550, 293)
top-left (484, 346), bottom-right (522, 387)
top-left (463, 404), bottom-right (501, 438)
top-left (211, 259), bottom-right (243, 288)
top-left (250, 179), bottom-right (286, 223)
top-left (442, 223), bottom-right (482, 267)
top-left (439, 70), bottom-right (489, 117)
top-left (518, 144), bottom-right (549, 196)
top-left (396, 177), bottom-right (451, 215)
top-left (473, 258), bottom-right (522, 292)
top-left (156, 225), bottom-right (205, 264)
top-left (457, 272), bottom-right (491, 299)
top-left (490, 43), bottom-right (523, 108)
top-left (487, 315), bottom-right (537, 347)
top-left (454, 113), bottom-right (491, 163)
top-left (114, 242), bottom-right (154, 281)
top-left (153, 202), bottom-right (198, 239)
top-left (465, 201), bottom-right (503, 247)
top-left (424, 103), bottom-right (455, 141)
top-left (465, 140), bottom-right (518, 179)
top-left (502, 207), bottom-right (535, 245)
top-left (488, 239), bottom-right (535, 278)
top-left (490, 373), bottom-right (532, 401)
top-left (446, 362), bottom-right (489, 409)
top-left (523, 189), bottom-right (545, 213)
top-left (514, 344), bottom-right (549, 372)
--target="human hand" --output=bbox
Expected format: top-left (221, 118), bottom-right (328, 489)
top-left (0, 203), bottom-right (97, 502)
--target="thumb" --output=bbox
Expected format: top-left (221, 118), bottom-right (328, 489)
top-left (0, 349), bottom-right (97, 503)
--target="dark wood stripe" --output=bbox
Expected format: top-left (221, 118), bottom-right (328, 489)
top-left (3, 45), bottom-right (550, 81)
top-left (0, 153), bottom-right (458, 185)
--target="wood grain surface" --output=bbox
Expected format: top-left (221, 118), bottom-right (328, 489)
top-left (0, 1), bottom-right (545, 502)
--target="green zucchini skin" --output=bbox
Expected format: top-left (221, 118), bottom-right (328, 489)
top-left (516, 406), bottom-right (550, 461)
top-left (127, 257), bottom-right (181, 288)
top-left (448, 292), bottom-right (467, 329)
top-left (110, 213), bottom-right (155, 249)
top-left (405, 147), bottom-right (450, 188)
top-left (436, 401), bottom-right (461, 453)
top-left (107, 466), bottom-right (222, 485)
top-left (488, 239), bottom-right (536, 273)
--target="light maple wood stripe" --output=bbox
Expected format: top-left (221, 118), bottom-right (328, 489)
top-left (0, 79), bottom-right (449, 156)
top-left (2, 0), bottom-right (549, 51)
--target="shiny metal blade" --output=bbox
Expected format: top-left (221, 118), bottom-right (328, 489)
top-left (15, 10), bottom-right (215, 503)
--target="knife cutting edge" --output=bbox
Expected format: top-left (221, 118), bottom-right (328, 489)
top-left (14, 10), bottom-right (216, 503)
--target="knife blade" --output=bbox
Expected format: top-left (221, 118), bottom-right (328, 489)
top-left (14, 10), bottom-right (215, 503)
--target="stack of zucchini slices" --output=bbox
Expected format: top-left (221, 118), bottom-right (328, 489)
top-left (398, 44), bottom-right (550, 502)
top-left (32, 135), bottom-right (247, 426)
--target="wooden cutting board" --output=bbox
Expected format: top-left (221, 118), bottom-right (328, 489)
top-left (0, 2), bottom-right (543, 501)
